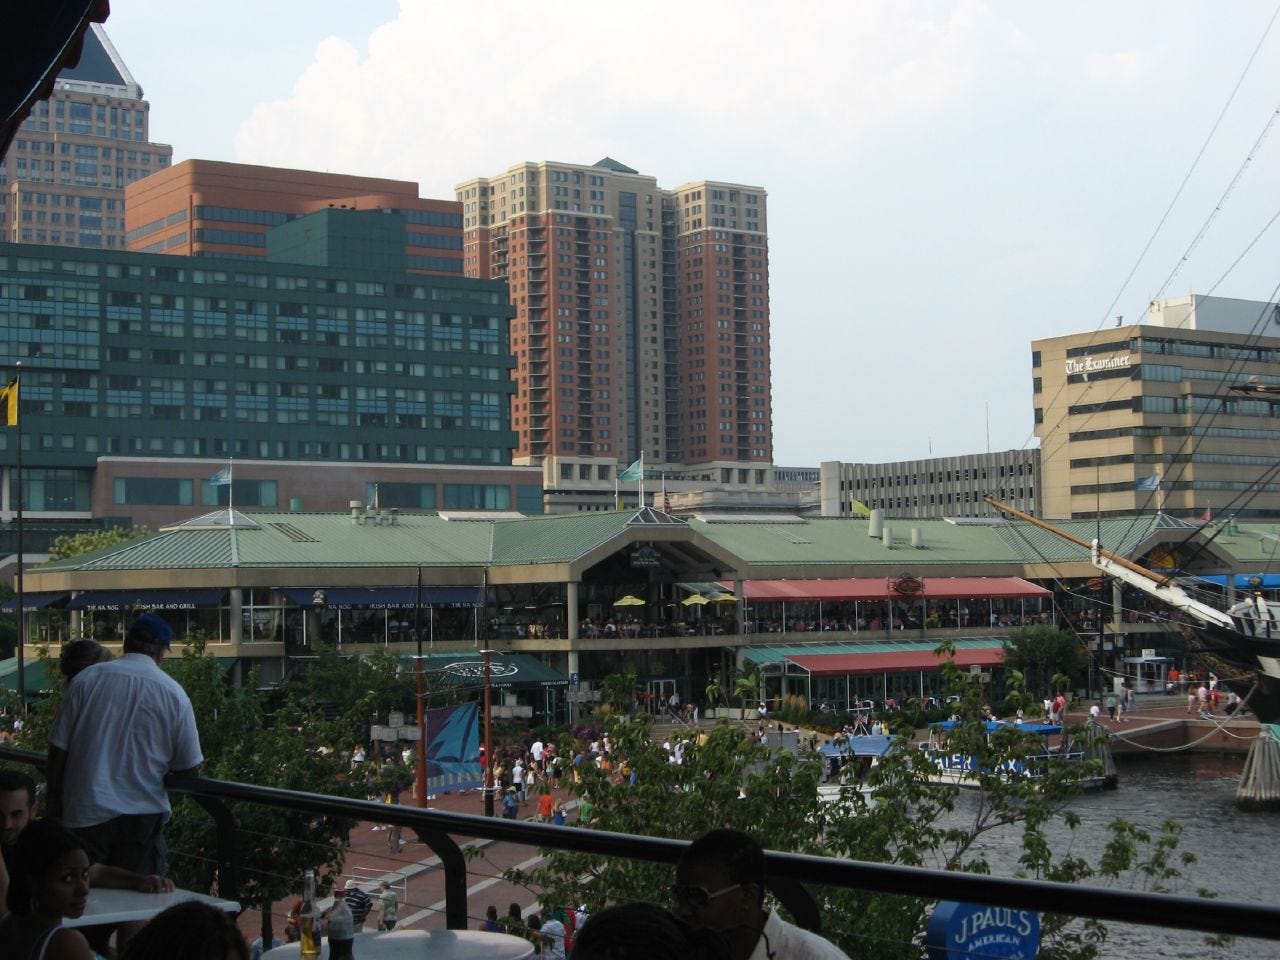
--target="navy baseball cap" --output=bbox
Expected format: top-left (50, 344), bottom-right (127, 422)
top-left (130, 612), bottom-right (174, 648)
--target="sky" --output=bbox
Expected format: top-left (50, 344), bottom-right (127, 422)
top-left (99, 1), bottom-right (1280, 467)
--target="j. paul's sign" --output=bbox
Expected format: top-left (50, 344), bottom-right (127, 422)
top-left (926, 901), bottom-right (1040, 960)
top-left (1065, 353), bottom-right (1131, 376)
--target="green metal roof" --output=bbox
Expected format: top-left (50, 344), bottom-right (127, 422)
top-left (489, 511), bottom-right (635, 565)
top-left (407, 652), bottom-right (567, 687)
top-left (685, 516), bottom-right (1026, 568)
top-left (0, 657), bottom-right (51, 695)
top-left (35, 511), bottom-right (498, 573)
top-left (23, 508), bottom-right (1266, 587)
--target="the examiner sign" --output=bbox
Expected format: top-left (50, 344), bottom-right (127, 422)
top-left (1065, 353), bottom-right (1132, 376)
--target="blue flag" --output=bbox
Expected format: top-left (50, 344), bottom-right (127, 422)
top-left (210, 467), bottom-right (232, 486)
top-left (619, 457), bottom-right (643, 482)
top-left (1134, 474), bottom-right (1159, 492)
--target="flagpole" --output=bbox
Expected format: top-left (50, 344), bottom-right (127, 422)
top-left (614, 472), bottom-right (619, 511)
top-left (227, 458), bottom-right (234, 523)
top-left (638, 452), bottom-right (645, 508)
top-left (1156, 470), bottom-right (1164, 514)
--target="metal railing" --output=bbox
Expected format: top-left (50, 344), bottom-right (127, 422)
top-left (3, 745), bottom-right (1279, 942)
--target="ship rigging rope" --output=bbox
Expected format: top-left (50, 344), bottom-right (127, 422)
top-left (1089, 0), bottom-right (1280, 332)
top-left (1020, 3), bottom-right (1280, 462)
top-left (991, 515), bottom-right (1247, 692)
top-left (1151, 101), bottom-right (1280, 299)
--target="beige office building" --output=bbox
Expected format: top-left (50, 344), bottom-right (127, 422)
top-left (1034, 295), bottom-right (1280, 520)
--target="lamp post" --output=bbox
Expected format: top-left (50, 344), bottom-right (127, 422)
top-left (481, 648), bottom-right (495, 817)
top-left (311, 590), bottom-right (326, 652)
top-left (414, 567), bottom-right (427, 807)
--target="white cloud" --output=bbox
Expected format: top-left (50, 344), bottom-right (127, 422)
top-left (1083, 49), bottom-right (1153, 84)
top-left (233, 0), bottom-right (1031, 194)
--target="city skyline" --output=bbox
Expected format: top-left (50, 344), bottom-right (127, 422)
top-left (74, 2), bottom-right (1280, 465)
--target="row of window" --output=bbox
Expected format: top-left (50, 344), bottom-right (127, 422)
top-left (1, 431), bottom-right (512, 465)
top-left (106, 475), bottom-right (541, 513)
top-left (0, 256), bottom-right (495, 303)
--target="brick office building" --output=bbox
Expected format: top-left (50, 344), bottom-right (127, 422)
top-left (125, 160), bottom-right (464, 276)
top-left (456, 158), bottom-right (772, 505)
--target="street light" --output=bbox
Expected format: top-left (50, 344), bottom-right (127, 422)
top-left (414, 567), bottom-right (427, 808)
top-left (481, 648), bottom-right (495, 817)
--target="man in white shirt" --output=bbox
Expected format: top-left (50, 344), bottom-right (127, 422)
top-left (538, 907), bottom-right (567, 960)
top-left (512, 759), bottom-right (526, 803)
top-left (47, 613), bottom-right (203, 874)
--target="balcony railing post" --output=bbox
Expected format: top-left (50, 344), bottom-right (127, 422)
top-left (415, 827), bottom-right (470, 929)
top-left (187, 793), bottom-right (239, 901)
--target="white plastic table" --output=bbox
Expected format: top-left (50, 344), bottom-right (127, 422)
top-left (263, 929), bottom-right (535, 959)
top-left (64, 887), bottom-right (241, 927)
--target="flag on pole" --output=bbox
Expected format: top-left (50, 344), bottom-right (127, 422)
top-left (0, 378), bottom-right (17, 427)
top-left (210, 466), bottom-right (232, 486)
top-left (1134, 474), bottom-right (1160, 492)
top-left (619, 458), bottom-right (643, 482)
top-left (1200, 506), bottom-right (1212, 524)
top-left (850, 498), bottom-right (872, 517)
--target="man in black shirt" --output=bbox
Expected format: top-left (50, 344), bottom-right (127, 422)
top-left (344, 882), bottom-right (374, 931)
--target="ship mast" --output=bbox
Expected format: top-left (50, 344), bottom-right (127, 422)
top-left (983, 496), bottom-right (1235, 631)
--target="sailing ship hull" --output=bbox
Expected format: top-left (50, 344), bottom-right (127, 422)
top-left (1192, 621), bottom-right (1280, 724)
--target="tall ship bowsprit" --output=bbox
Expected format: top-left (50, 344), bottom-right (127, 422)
top-left (986, 496), bottom-right (1280, 810)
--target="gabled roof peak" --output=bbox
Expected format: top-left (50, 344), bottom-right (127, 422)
top-left (161, 509), bottom-right (262, 531)
top-left (593, 157), bottom-right (639, 174)
top-left (627, 506), bottom-right (686, 526)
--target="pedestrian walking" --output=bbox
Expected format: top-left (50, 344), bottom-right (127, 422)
top-left (502, 787), bottom-right (519, 819)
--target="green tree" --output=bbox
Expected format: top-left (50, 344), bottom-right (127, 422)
top-left (162, 642), bottom-right (359, 932)
top-left (1002, 625), bottom-right (1087, 700)
top-left (732, 664), bottom-right (763, 707)
top-left (598, 672), bottom-right (637, 715)
top-left (12, 638), bottom-right (389, 948)
top-left (496, 644), bottom-right (1192, 960)
top-left (704, 677), bottom-right (725, 708)
top-left (280, 645), bottom-right (418, 738)
top-left (47, 525), bottom-right (151, 561)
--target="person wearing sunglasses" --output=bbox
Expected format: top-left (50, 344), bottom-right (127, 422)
top-left (673, 829), bottom-right (850, 960)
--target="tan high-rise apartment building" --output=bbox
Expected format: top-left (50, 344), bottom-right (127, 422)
top-left (1034, 295), bottom-right (1280, 520)
top-left (0, 25), bottom-right (172, 249)
top-left (456, 158), bottom-right (772, 492)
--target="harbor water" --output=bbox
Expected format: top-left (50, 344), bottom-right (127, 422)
top-left (957, 752), bottom-right (1280, 958)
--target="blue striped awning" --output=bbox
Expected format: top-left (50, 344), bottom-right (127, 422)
top-left (67, 589), bottom-right (226, 611)
top-left (0, 592), bottom-right (68, 612)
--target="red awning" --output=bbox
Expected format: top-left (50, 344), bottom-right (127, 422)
top-left (732, 577), bottom-right (1049, 603)
top-left (787, 647), bottom-right (1005, 676)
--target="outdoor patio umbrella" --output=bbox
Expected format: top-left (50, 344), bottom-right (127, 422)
top-left (613, 595), bottom-right (646, 606)
top-left (708, 593), bottom-right (739, 603)
top-left (681, 595), bottom-right (709, 606)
